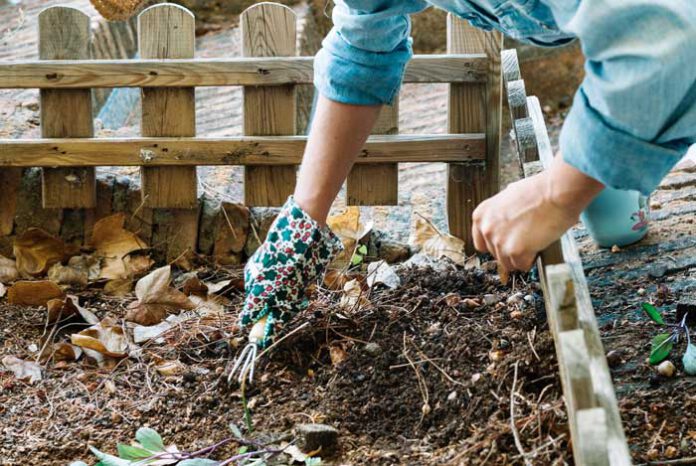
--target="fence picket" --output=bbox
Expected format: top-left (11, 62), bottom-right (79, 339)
top-left (38, 6), bottom-right (95, 209)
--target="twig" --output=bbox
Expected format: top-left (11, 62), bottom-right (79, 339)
top-left (402, 332), bottom-right (430, 427)
top-left (510, 361), bottom-right (532, 466)
top-left (646, 457), bottom-right (696, 466)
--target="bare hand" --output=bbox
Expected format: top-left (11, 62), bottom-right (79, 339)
top-left (472, 156), bottom-right (604, 271)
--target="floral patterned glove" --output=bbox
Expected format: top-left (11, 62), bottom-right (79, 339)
top-left (241, 196), bottom-right (343, 348)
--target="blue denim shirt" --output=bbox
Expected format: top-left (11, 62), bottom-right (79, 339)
top-left (314, 0), bottom-right (696, 195)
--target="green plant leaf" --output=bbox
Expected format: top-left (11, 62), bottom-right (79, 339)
top-left (135, 427), bottom-right (165, 452)
top-left (350, 253), bottom-right (364, 266)
top-left (683, 343), bottom-right (696, 375)
top-left (649, 333), bottom-right (674, 364)
top-left (89, 446), bottom-right (132, 466)
top-left (238, 446), bottom-right (249, 454)
top-left (357, 244), bottom-right (368, 255)
top-left (177, 460), bottom-right (219, 466)
top-left (642, 303), bottom-right (665, 325)
top-left (228, 422), bottom-right (243, 439)
top-left (116, 444), bottom-right (152, 460)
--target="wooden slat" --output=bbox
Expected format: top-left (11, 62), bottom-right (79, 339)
top-left (446, 15), bottom-right (502, 253)
top-left (501, 49), bottom-right (521, 83)
top-left (577, 408), bottom-right (610, 466)
top-left (546, 265), bottom-right (579, 332)
top-left (513, 117), bottom-right (538, 163)
top-left (242, 3), bottom-right (297, 207)
top-left (139, 3), bottom-right (199, 263)
top-left (0, 134), bottom-right (485, 167)
top-left (139, 3), bottom-right (198, 209)
top-left (0, 168), bottom-right (21, 235)
top-left (525, 95), bottom-right (632, 465)
top-left (39, 6), bottom-right (95, 209)
top-left (0, 55), bottom-right (489, 88)
top-left (347, 99), bottom-right (399, 205)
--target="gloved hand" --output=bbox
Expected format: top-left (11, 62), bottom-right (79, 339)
top-left (241, 196), bottom-right (343, 348)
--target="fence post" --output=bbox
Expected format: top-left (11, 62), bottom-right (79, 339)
top-left (242, 2), bottom-right (297, 207)
top-left (446, 15), bottom-right (502, 252)
top-left (139, 3), bottom-right (199, 262)
top-left (38, 6), bottom-right (95, 209)
top-left (346, 101), bottom-right (399, 205)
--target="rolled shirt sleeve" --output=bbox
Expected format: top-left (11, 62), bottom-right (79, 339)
top-left (314, 0), bottom-right (428, 106)
top-left (554, 0), bottom-right (696, 195)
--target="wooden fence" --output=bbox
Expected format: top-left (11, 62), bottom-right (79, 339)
top-left (0, 2), bottom-right (503, 254)
top-left (502, 49), bottom-right (632, 465)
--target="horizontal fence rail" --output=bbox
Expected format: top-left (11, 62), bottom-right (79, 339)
top-left (0, 54), bottom-right (489, 89)
top-left (0, 134), bottom-right (486, 167)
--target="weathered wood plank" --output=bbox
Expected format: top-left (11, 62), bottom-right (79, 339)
top-left (139, 3), bottom-right (198, 209)
top-left (526, 95), bottom-right (632, 465)
top-left (577, 408), bottom-right (610, 466)
top-left (0, 134), bottom-right (485, 167)
top-left (242, 3), bottom-right (297, 207)
top-left (347, 99), bottom-right (399, 205)
top-left (39, 6), bottom-right (95, 209)
top-left (0, 168), bottom-right (21, 235)
top-left (514, 116), bottom-right (538, 163)
top-left (0, 55), bottom-right (489, 88)
top-left (446, 15), bottom-right (502, 253)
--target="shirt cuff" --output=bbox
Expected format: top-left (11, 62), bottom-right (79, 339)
top-left (560, 88), bottom-right (685, 196)
top-left (314, 29), bottom-right (412, 106)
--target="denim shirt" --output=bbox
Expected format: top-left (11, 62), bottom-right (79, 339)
top-left (314, 0), bottom-right (696, 195)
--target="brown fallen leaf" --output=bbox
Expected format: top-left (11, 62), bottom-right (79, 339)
top-left (104, 278), bottom-right (133, 297)
top-left (2, 356), bottom-right (42, 384)
top-left (125, 302), bottom-right (169, 326)
top-left (329, 345), bottom-right (349, 366)
top-left (182, 275), bottom-right (208, 297)
top-left (0, 255), bottom-right (19, 282)
top-left (123, 252), bottom-right (154, 278)
top-left (71, 318), bottom-right (128, 358)
top-left (47, 255), bottom-right (99, 288)
top-left (13, 228), bottom-right (66, 276)
top-left (52, 342), bottom-right (83, 362)
top-left (327, 206), bottom-right (373, 265)
top-left (126, 266), bottom-right (195, 325)
top-left (90, 213), bottom-right (148, 280)
top-left (7, 280), bottom-right (64, 306)
top-left (46, 295), bottom-right (99, 324)
top-left (339, 279), bottom-right (369, 309)
top-left (409, 215), bottom-right (467, 266)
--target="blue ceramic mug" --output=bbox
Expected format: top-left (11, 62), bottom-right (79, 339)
top-left (580, 188), bottom-right (650, 248)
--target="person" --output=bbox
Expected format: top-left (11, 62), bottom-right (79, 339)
top-left (242, 0), bottom-right (695, 347)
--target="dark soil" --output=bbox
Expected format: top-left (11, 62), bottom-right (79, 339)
top-left (0, 265), bottom-right (572, 465)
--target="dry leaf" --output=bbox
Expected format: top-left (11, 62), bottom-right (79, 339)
top-left (339, 279), bottom-right (369, 309)
top-left (323, 269), bottom-right (360, 291)
top-left (182, 275), bottom-right (208, 297)
top-left (13, 228), bottom-right (66, 276)
top-left (409, 216), bottom-right (467, 266)
top-left (367, 260), bottom-right (401, 289)
top-left (125, 302), bottom-right (169, 326)
top-left (7, 280), bottom-right (64, 306)
top-left (47, 255), bottom-right (99, 287)
top-left (327, 207), bottom-right (373, 264)
top-left (46, 295), bottom-right (99, 325)
top-left (135, 266), bottom-right (193, 308)
top-left (156, 360), bottom-right (185, 376)
top-left (123, 253), bottom-right (154, 278)
top-left (464, 255), bottom-right (481, 271)
top-left (0, 255), bottom-right (19, 282)
top-left (71, 318), bottom-right (128, 358)
top-left (104, 278), bottom-right (133, 297)
top-left (53, 342), bottom-right (83, 362)
top-left (329, 345), bottom-right (349, 366)
top-left (205, 279), bottom-right (232, 295)
top-left (2, 356), bottom-right (42, 384)
top-left (90, 213), bottom-right (148, 280)
top-left (188, 294), bottom-right (226, 314)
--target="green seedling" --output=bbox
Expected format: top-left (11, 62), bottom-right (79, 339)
top-left (642, 302), bottom-right (695, 374)
top-left (350, 244), bottom-right (368, 266)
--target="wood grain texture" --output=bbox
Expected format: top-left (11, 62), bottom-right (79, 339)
top-left (0, 55), bottom-right (489, 88)
top-left (514, 117), bottom-right (539, 163)
top-left (577, 408), bottom-right (610, 466)
top-left (242, 3), bottom-right (297, 207)
top-left (446, 14), bottom-right (502, 252)
top-left (39, 6), bottom-right (95, 209)
top-left (0, 134), bottom-right (485, 166)
top-left (138, 3), bottom-right (197, 209)
top-left (0, 168), bottom-right (21, 235)
top-left (526, 95), bottom-right (632, 465)
top-left (501, 49), bottom-right (521, 83)
top-left (347, 100), bottom-right (399, 205)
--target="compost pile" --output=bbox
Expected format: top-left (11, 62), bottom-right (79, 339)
top-left (0, 213), bottom-right (570, 465)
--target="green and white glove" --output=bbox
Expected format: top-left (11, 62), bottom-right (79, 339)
top-left (241, 196), bottom-right (343, 348)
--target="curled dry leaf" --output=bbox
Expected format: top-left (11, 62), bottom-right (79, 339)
top-left (125, 302), bottom-right (169, 326)
top-left (71, 318), bottom-right (128, 359)
top-left (327, 206), bottom-right (373, 265)
top-left (409, 216), bottom-right (467, 266)
top-left (47, 295), bottom-right (99, 325)
top-left (2, 356), bottom-right (42, 384)
top-left (182, 275), bottom-right (208, 297)
top-left (0, 255), bottom-right (19, 282)
top-left (7, 280), bottom-right (64, 306)
top-left (90, 213), bottom-right (148, 280)
top-left (47, 255), bottom-right (100, 288)
top-left (324, 269), bottom-right (361, 291)
top-left (104, 278), bottom-right (133, 297)
top-left (367, 260), bottom-right (401, 289)
top-left (339, 279), bottom-right (369, 309)
top-left (13, 228), bottom-right (66, 276)
top-left (53, 342), bottom-right (83, 362)
top-left (156, 360), bottom-right (185, 376)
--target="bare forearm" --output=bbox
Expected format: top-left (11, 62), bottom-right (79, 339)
top-left (294, 95), bottom-right (381, 224)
